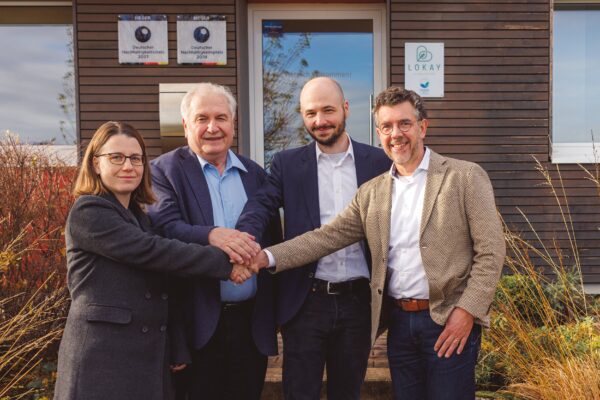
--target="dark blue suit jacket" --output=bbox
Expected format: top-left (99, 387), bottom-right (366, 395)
top-left (236, 140), bottom-right (391, 325)
top-left (147, 147), bottom-right (281, 357)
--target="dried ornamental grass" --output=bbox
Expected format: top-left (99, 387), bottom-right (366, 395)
top-left (0, 274), bottom-right (68, 399)
top-left (478, 158), bottom-right (600, 399)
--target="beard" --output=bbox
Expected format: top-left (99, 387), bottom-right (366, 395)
top-left (306, 119), bottom-right (346, 147)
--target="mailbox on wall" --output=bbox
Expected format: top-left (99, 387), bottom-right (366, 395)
top-left (159, 83), bottom-right (193, 153)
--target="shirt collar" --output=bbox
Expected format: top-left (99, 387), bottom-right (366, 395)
top-left (315, 133), bottom-right (355, 163)
top-left (196, 150), bottom-right (248, 174)
top-left (389, 147), bottom-right (430, 178)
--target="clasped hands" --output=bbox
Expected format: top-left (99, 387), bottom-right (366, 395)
top-left (208, 227), bottom-right (269, 284)
top-left (229, 251), bottom-right (269, 284)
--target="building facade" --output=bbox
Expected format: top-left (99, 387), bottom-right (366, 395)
top-left (3, 0), bottom-right (600, 290)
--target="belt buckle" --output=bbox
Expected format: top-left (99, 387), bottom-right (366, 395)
top-left (326, 281), bottom-right (340, 295)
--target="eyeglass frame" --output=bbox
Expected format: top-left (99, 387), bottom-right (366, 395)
top-left (377, 118), bottom-right (423, 136)
top-left (94, 152), bottom-right (146, 166)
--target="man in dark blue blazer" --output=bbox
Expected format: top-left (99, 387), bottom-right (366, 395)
top-left (147, 83), bottom-right (281, 400)
top-left (237, 77), bottom-right (391, 399)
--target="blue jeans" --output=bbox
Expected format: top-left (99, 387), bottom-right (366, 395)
top-left (387, 307), bottom-right (481, 400)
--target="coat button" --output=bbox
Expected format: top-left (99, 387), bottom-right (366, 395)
top-left (145, 292), bottom-right (151, 299)
top-left (141, 326), bottom-right (149, 333)
top-left (161, 293), bottom-right (168, 300)
top-left (160, 325), bottom-right (167, 332)
top-left (377, 289), bottom-right (383, 295)
top-left (308, 272), bottom-right (314, 278)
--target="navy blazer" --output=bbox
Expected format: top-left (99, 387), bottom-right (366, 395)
top-left (237, 140), bottom-right (391, 325)
top-left (147, 147), bottom-right (281, 357)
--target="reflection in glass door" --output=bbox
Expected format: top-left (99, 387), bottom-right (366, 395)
top-left (248, 5), bottom-right (387, 168)
top-left (262, 20), bottom-right (373, 167)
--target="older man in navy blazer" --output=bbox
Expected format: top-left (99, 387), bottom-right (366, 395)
top-left (237, 77), bottom-right (390, 399)
top-left (148, 83), bottom-right (280, 400)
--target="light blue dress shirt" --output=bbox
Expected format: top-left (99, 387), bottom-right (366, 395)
top-left (197, 150), bottom-right (256, 302)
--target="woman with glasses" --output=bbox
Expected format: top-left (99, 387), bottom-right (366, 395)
top-left (53, 121), bottom-right (252, 400)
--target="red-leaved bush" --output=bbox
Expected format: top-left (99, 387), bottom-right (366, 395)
top-left (0, 134), bottom-right (75, 300)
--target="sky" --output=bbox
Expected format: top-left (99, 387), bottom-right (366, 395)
top-left (0, 25), bottom-right (74, 144)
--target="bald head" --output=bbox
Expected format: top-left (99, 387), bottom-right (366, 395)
top-left (300, 77), bottom-right (345, 109)
top-left (299, 77), bottom-right (349, 151)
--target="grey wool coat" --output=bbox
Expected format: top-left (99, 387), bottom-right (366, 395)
top-left (54, 194), bottom-right (232, 400)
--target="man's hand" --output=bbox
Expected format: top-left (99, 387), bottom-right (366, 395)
top-left (433, 307), bottom-right (474, 358)
top-left (230, 264), bottom-right (253, 284)
top-left (246, 251), bottom-right (270, 274)
top-left (208, 227), bottom-right (260, 264)
top-left (170, 364), bottom-right (187, 372)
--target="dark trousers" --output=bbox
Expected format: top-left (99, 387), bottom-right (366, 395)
top-left (183, 300), bottom-right (267, 400)
top-left (281, 283), bottom-right (372, 400)
top-left (387, 307), bottom-right (481, 400)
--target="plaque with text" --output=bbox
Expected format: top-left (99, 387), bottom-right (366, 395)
top-left (118, 14), bottom-right (168, 65)
top-left (405, 43), bottom-right (444, 97)
top-left (177, 15), bottom-right (227, 65)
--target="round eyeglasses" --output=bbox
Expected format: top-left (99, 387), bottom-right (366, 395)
top-left (95, 153), bottom-right (145, 166)
top-left (378, 120), bottom-right (420, 136)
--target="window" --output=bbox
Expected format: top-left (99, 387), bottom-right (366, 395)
top-left (0, 4), bottom-right (74, 145)
top-left (552, 5), bottom-right (600, 163)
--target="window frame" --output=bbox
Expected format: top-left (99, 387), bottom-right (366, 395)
top-left (551, 1), bottom-right (600, 164)
top-left (247, 3), bottom-right (388, 167)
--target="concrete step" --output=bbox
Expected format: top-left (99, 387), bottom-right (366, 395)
top-left (261, 368), bottom-right (392, 400)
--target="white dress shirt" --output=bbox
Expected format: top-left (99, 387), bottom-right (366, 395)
top-left (387, 148), bottom-right (431, 299)
top-left (313, 137), bottom-right (369, 282)
top-left (264, 136), bottom-right (370, 282)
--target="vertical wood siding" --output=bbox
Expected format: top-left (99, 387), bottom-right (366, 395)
top-left (390, 0), bottom-right (600, 283)
top-left (74, 0), bottom-right (238, 158)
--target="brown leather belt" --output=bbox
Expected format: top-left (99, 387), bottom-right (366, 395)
top-left (394, 298), bottom-right (429, 312)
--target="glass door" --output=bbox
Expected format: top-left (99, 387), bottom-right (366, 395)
top-left (248, 5), bottom-right (387, 167)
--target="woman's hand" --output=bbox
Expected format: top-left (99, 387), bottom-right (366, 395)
top-left (230, 264), bottom-right (253, 284)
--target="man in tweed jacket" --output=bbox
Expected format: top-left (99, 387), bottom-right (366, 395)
top-left (248, 87), bottom-right (505, 399)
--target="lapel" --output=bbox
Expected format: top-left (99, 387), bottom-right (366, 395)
top-left (300, 142), bottom-right (321, 229)
top-left (101, 192), bottom-right (140, 227)
top-left (180, 147), bottom-right (214, 225)
top-left (377, 174), bottom-right (394, 259)
top-left (420, 150), bottom-right (448, 238)
top-left (352, 140), bottom-right (372, 186)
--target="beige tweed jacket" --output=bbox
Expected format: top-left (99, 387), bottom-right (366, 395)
top-left (267, 150), bottom-right (505, 344)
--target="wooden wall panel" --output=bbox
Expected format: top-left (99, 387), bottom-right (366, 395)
top-left (73, 0), bottom-right (600, 285)
top-left (74, 0), bottom-right (238, 158)
top-left (390, 0), bottom-right (600, 284)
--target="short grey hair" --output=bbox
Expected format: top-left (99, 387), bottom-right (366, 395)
top-left (373, 87), bottom-right (427, 125)
top-left (180, 83), bottom-right (237, 121)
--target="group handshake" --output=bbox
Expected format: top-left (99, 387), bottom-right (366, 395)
top-left (210, 227), bottom-right (270, 284)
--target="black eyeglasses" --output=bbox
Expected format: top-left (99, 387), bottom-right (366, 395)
top-left (95, 153), bottom-right (145, 166)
